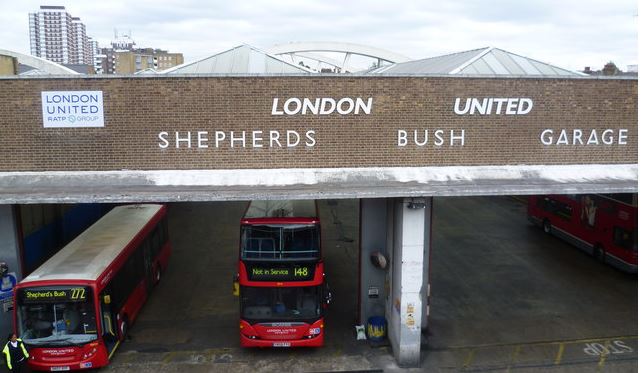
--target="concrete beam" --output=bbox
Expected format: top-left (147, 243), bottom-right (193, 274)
top-left (0, 164), bottom-right (636, 204)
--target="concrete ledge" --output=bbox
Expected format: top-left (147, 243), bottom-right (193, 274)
top-left (0, 164), bottom-right (636, 203)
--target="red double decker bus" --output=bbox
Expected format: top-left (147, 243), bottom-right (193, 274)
top-left (14, 204), bottom-right (171, 371)
top-left (238, 200), bottom-right (330, 347)
top-left (527, 194), bottom-right (637, 273)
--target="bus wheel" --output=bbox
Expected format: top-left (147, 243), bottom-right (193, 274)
top-left (593, 245), bottom-right (605, 262)
top-left (543, 220), bottom-right (551, 234)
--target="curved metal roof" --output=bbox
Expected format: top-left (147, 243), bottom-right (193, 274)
top-left (268, 41), bottom-right (411, 62)
top-left (0, 48), bottom-right (79, 75)
top-left (266, 41), bottom-right (411, 73)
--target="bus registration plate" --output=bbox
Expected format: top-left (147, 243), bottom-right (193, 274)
top-left (273, 342), bottom-right (291, 347)
top-left (50, 367), bottom-right (70, 371)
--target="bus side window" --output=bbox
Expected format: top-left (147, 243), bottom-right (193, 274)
top-left (613, 227), bottom-right (634, 250)
top-left (536, 197), bottom-right (549, 210)
top-left (161, 217), bottom-right (169, 244)
top-left (151, 225), bottom-right (161, 258)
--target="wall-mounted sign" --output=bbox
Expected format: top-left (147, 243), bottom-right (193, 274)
top-left (368, 286), bottom-right (379, 298)
top-left (41, 91), bottom-right (104, 128)
top-left (0, 77), bottom-right (631, 174)
top-left (0, 272), bottom-right (17, 312)
top-left (453, 97), bottom-right (533, 115)
top-left (271, 97), bottom-right (373, 115)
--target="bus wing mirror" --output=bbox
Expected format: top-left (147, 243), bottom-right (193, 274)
top-left (103, 295), bottom-right (111, 304)
top-left (324, 284), bottom-right (332, 305)
top-left (233, 274), bottom-right (239, 297)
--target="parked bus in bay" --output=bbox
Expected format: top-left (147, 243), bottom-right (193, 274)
top-left (14, 204), bottom-right (171, 371)
top-left (527, 194), bottom-right (637, 273)
top-left (237, 200), bottom-right (330, 347)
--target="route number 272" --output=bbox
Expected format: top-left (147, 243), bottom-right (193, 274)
top-left (70, 288), bottom-right (86, 300)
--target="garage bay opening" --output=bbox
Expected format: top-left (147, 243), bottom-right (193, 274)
top-left (14, 204), bottom-right (171, 371)
top-left (238, 200), bottom-right (330, 347)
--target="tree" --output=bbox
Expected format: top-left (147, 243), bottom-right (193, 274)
top-left (601, 61), bottom-right (620, 76)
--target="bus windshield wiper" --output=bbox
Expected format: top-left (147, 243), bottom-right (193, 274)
top-left (24, 336), bottom-right (73, 346)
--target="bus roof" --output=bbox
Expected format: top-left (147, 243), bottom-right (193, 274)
top-left (21, 204), bottom-right (163, 284)
top-left (244, 200), bottom-right (317, 219)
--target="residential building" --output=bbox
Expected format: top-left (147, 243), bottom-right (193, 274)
top-left (97, 37), bottom-right (182, 74)
top-left (99, 47), bottom-right (184, 74)
top-left (91, 40), bottom-right (105, 74)
top-left (28, 6), bottom-right (93, 65)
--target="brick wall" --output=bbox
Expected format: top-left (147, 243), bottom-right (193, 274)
top-left (0, 76), bottom-right (636, 171)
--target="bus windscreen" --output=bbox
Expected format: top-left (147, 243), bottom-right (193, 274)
top-left (241, 224), bottom-right (320, 260)
top-left (17, 287), bottom-right (98, 346)
top-left (241, 286), bottom-right (321, 321)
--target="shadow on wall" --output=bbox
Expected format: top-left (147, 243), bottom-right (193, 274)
top-left (20, 204), bottom-right (113, 275)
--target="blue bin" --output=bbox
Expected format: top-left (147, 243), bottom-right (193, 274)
top-left (367, 316), bottom-right (387, 342)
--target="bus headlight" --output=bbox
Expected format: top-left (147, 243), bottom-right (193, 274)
top-left (82, 347), bottom-right (97, 359)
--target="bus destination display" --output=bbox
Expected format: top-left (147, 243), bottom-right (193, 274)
top-left (19, 287), bottom-right (89, 303)
top-left (248, 265), bottom-right (314, 281)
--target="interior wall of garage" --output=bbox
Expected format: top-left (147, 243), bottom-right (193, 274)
top-left (359, 199), bottom-right (388, 324)
top-left (0, 206), bottom-right (21, 339)
top-left (18, 204), bottom-right (110, 274)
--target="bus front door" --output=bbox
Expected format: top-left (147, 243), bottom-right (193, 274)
top-left (100, 289), bottom-right (119, 356)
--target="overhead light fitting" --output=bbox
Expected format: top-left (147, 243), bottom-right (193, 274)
top-left (407, 201), bottom-right (426, 209)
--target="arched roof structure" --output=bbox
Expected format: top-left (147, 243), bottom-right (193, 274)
top-left (266, 41), bottom-right (411, 73)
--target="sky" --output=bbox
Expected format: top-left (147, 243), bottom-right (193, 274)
top-left (1, 0), bottom-right (637, 72)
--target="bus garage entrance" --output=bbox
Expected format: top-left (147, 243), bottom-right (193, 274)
top-left (0, 74), bottom-right (636, 369)
top-left (117, 200), bottom-right (369, 369)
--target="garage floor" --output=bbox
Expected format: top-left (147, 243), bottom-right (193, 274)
top-left (103, 197), bottom-right (636, 372)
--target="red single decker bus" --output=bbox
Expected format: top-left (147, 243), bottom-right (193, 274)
top-left (527, 194), bottom-right (637, 273)
top-left (14, 204), bottom-right (171, 371)
top-left (238, 200), bottom-right (330, 347)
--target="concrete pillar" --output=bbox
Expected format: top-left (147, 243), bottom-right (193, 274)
top-left (421, 198), bottom-right (432, 331)
top-left (387, 197), bottom-right (430, 367)
top-left (0, 205), bottom-right (22, 338)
